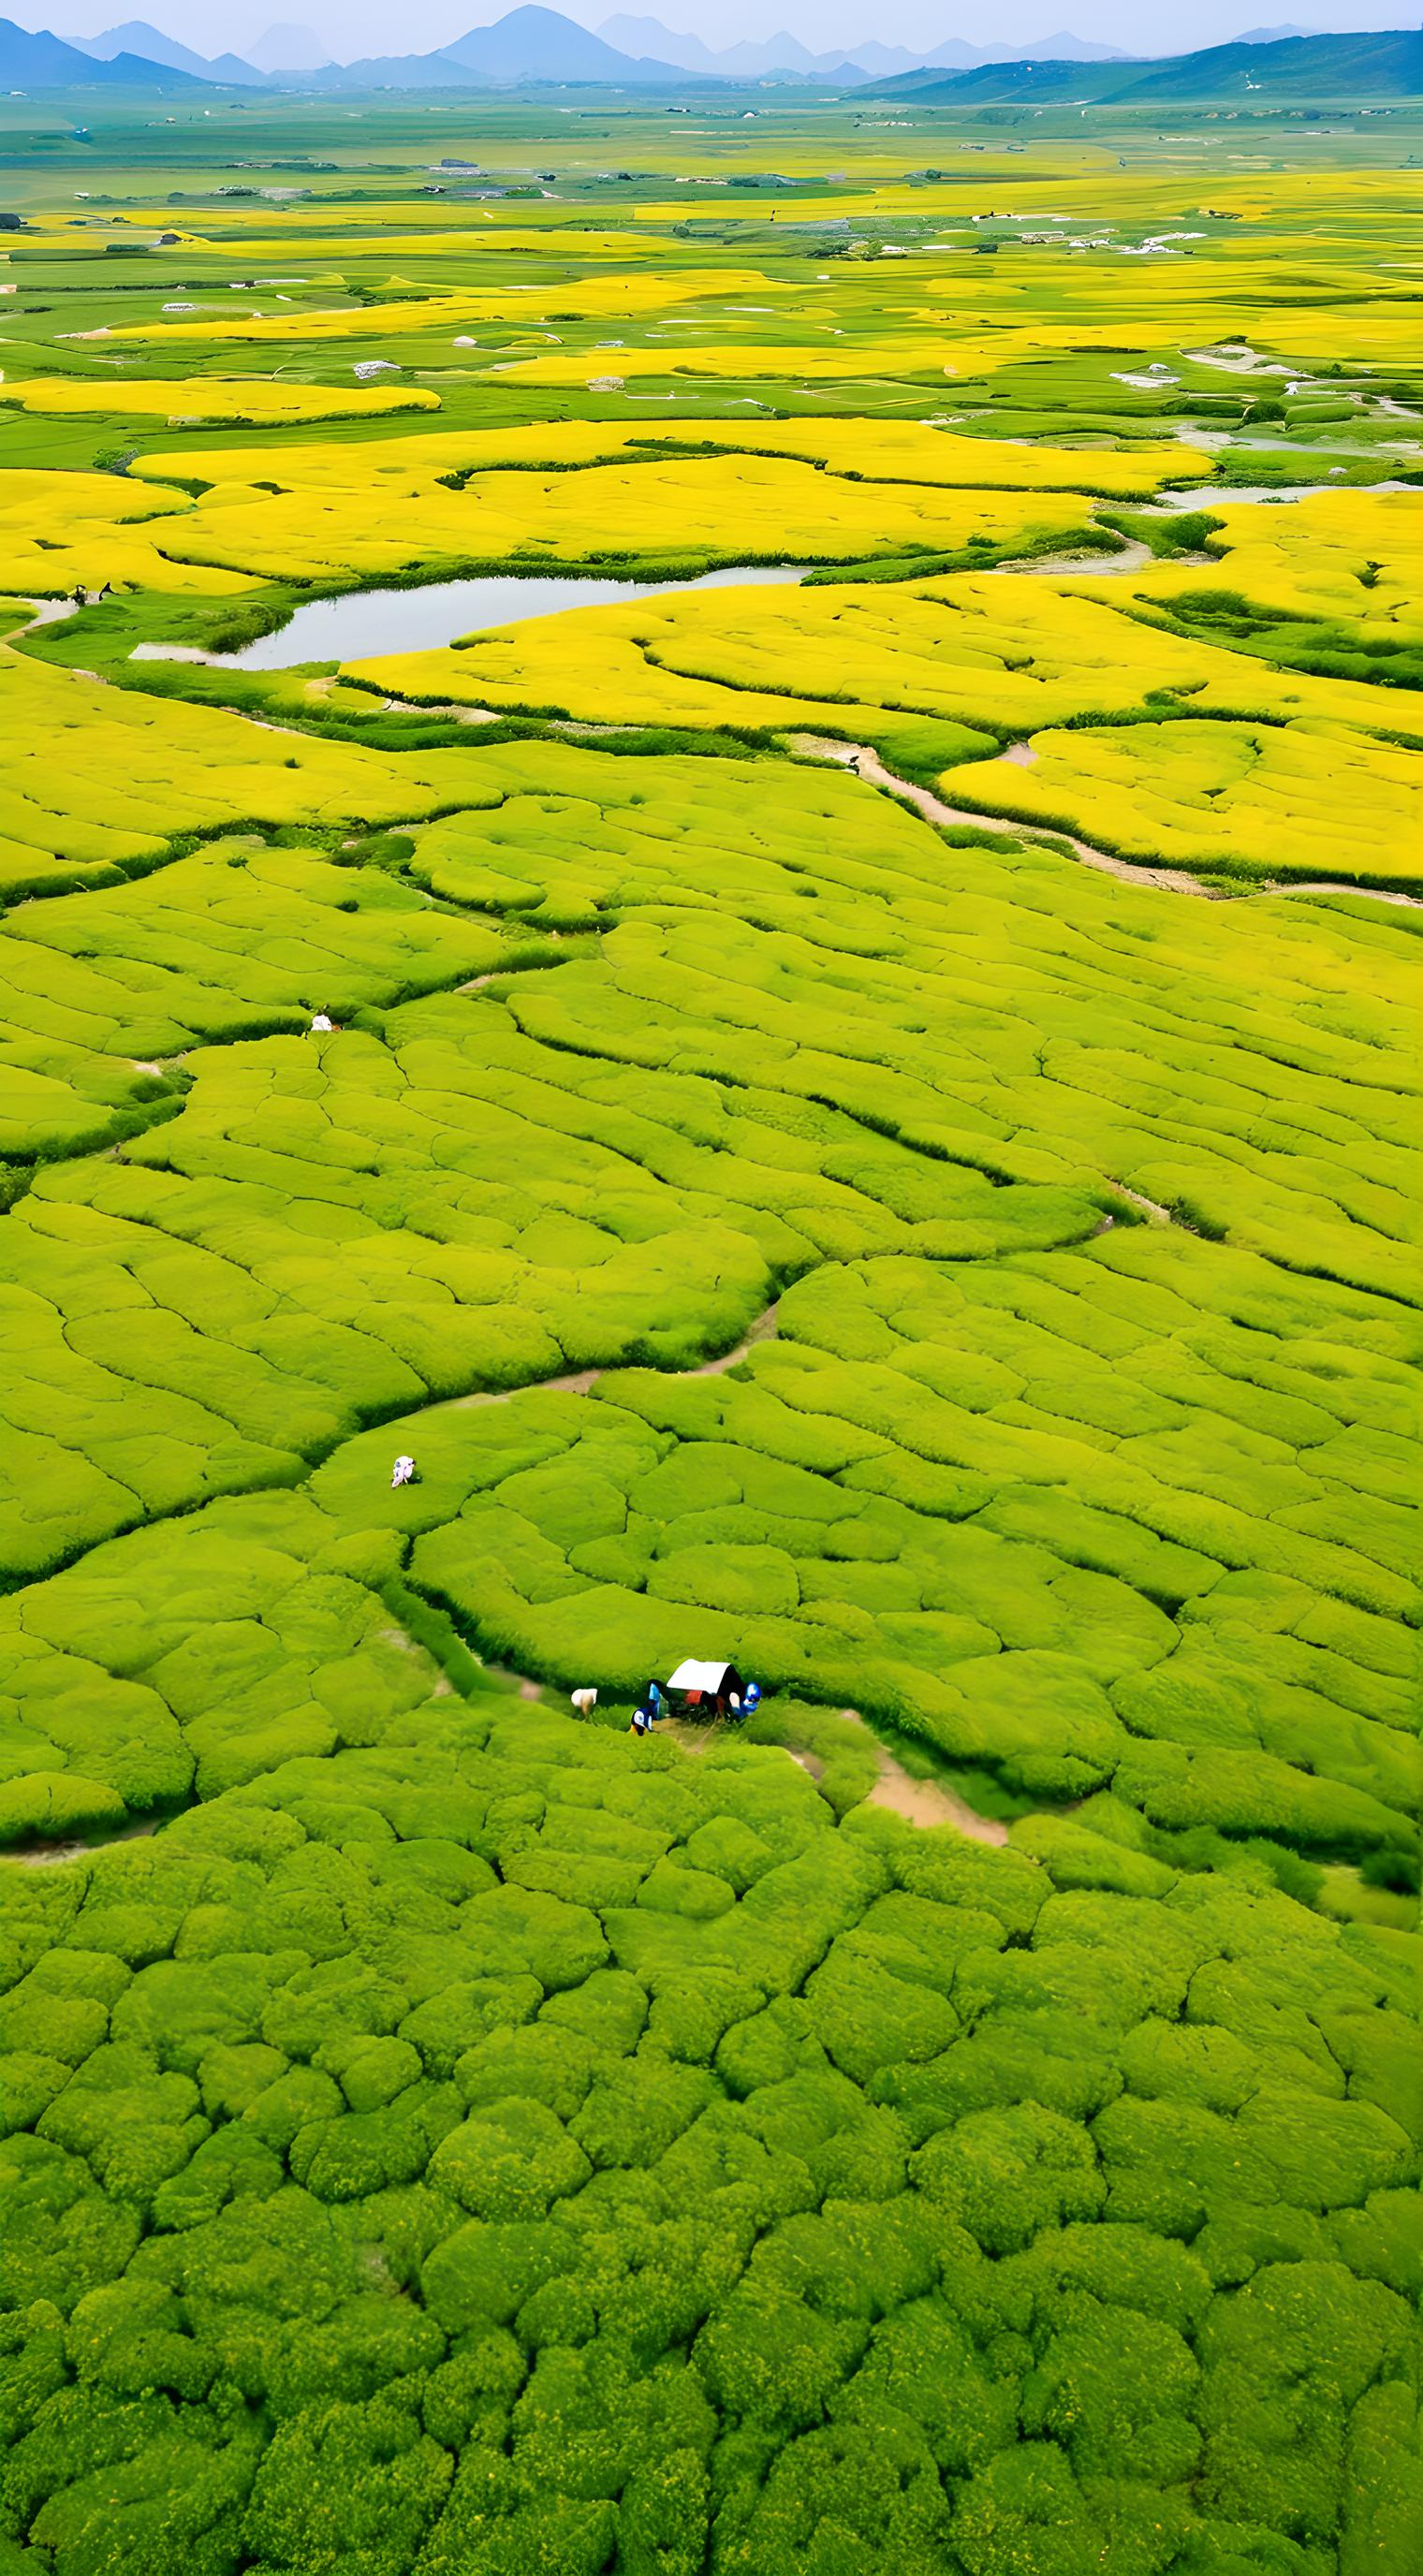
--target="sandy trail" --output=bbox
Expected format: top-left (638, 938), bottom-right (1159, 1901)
top-left (991, 538), bottom-right (1154, 577)
top-left (863, 1748), bottom-right (1010, 1842)
top-left (451, 1303), bottom-right (779, 1413)
top-left (1107, 1180), bottom-right (1173, 1223)
top-left (790, 1709), bottom-right (1011, 1842)
top-left (789, 733), bottom-right (1217, 896)
top-left (837, 1706), bottom-right (1010, 1843)
top-left (1280, 881), bottom-right (1421, 911)
top-left (7, 597), bottom-right (80, 637)
top-left (790, 736), bottom-right (1422, 910)
top-left (5, 1813), bottom-right (162, 1870)
top-left (1182, 345), bottom-right (1294, 375)
top-left (672, 1707), bottom-right (1012, 1842)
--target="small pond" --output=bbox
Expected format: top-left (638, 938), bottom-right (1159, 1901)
top-left (188, 564), bottom-right (807, 670)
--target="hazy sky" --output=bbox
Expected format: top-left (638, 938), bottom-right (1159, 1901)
top-left (16, 0), bottom-right (1416, 65)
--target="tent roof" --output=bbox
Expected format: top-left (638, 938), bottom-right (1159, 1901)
top-left (667, 1659), bottom-right (738, 1693)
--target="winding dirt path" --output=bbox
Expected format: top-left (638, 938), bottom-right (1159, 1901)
top-left (789, 734), bottom-right (1219, 896)
top-left (5, 1813), bottom-right (162, 1870)
top-left (1276, 881), bottom-right (1422, 912)
top-left (785, 1709), bottom-right (1011, 1843)
top-left (790, 736), bottom-right (1422, 910)
top-left (7, 597), bottom-right (79, 638)
top-left (863, 1748), bottom-right (1010, 1843)
top-left (1103, 1180), bottom-right (1173, 1224)
top-left (451, 1301), bottom-right (780, 1414)
top-left (672, 1706), bottom-right (1014, 1844)
top-left (990, 538), bottom-right (1155, 578)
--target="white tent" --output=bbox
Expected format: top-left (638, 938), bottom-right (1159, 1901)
top-left (667, 1659), bottom-right (741, 1696)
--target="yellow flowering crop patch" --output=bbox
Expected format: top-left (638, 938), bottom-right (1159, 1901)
top-left (644, 571), bottom-right (1423, 739)
top-left (125, 458), bottom-right (1102, 587)
top-left (116, 417), bottom-right (1197, 592)
top-left (356, 605), bottom-right (917, 746)
top-left (0, 648), bottom-right (491, 899)
top-left (488, 305), bottom-right (1423, 390)
top-left (944, 717), bottom-right (1423, 886)
top-left (210, 227), bottom-right (648, 260)
top-left (134, 416), bottom-right (1203, 505)
top-left (83, 270), bottom-right (771, 345)
top-left (109, 205), bottom-right (642, 251)
top-left (491, 337), bottom-right (983, 386)
top-left (0, 376), bottom-right (441, 426)
top-left (0, 471), bottom-right (256, 600)
top-left (359, 571), bottom-right (1423, 782)
top-left (631, 168), bottom-right (1421, 226)
top-left (1142, 490), bottom-right (1423, 641)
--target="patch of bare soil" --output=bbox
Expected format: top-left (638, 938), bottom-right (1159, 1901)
top-left (865, 1750), bottom-right (1009, 1843)
top-left (448, 1306), bottom-right (779, 1412)
top-left (3, 1813), bottom-right (162, 1869)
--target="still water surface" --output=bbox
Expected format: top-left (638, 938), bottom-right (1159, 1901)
top-left (214, 564), bottom-right (807, 669)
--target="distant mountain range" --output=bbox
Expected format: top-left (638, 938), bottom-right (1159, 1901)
top-left (301, 7), bottom-right (682, 89)
top-left (0, 8), bottom-right (1136, 92)
top-left (244, 21), bottom-right (331, 70)
top-left (0, 14), bottom-right (203, 85)
top-left (70, 17), bottom-right (265, 80)
top-left (1, 9), bottom-right (1418, 101)
top-left (870, 25), bottom-right (1423, 100)
top-left (593, 20), bottom-right (1130, 81)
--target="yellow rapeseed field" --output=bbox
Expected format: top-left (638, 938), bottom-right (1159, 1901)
top-left (944, 717), bottom-right (1423, 885)
top-left (0, 376), bottom-right (440, 424)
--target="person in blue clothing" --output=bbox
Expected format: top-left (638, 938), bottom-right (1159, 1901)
top-left (629, 1704), bottom-right (653, 1738)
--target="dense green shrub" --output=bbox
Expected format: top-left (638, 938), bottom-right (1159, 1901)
top-left (3, 1568), bottom-right (1419, 2576)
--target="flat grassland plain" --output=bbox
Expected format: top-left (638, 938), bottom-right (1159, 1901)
top-left (0, 78), bottom-right (1418, 2576)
